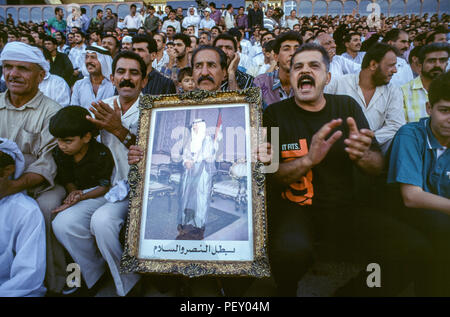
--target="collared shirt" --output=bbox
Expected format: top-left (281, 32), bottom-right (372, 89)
top-left (101, 16), bottom-right (117, 32)
top-left (161, 19), bottom-right (181, 33)
top-left (390, 56), bottom-right (414, 87)
top-left (388, 117), bottom-right (449, 199)
top-left (70, 76), bottom-right (115, 110)
top-left (68, 44), bottom-right (86, 70)
top-left (401, 76), bottom-right (429, 123)
top-left (220, 69), bottom-right (254, 91)
top-left (263, 16), bottom-right (278, 31)
top-left (57, 44), bottom-right (70, 55)
top-left (0, 192), bottom-right (46, 297)
top-left (254, 70), bottom-right (294, 109)
top-left (341, 51), bottom-right (366, 64)
top-left (124, 14), bottom-right (142, 29)
top-left (324, 55), bottom-right (361, 93)
top-left (199, 18), bottom-right (216, 30)
top-left (236, 14), bottom-right (249, 29)
top-left (0, 91), bottom-right (61, 193)
top-left (39, 74), bottom-right (71, 107)
top-left (142, 69), bottom-right (177, 95)
top-left (152, 50), bottom-right (169, 72)
top-left (326, 72), bottom-right (405, 153)
top-left (223, 11), bottom-right (235, 30)
top-left (210, 10), bottom-right (222, 25)
top-left (101, 95), bottom-right (141, 186)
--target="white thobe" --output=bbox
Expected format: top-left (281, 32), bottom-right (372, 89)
top-left (39, 74), bottom-right (71, 107)
top-left (325, 55), bottom-right (361, 93)
top-left (0, 193), bottom-right (46, 297)
top-left (70, 77), bottom-right (115, 111)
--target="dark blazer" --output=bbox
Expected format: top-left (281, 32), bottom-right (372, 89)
top-left (142, 69), bottom-right (177, 95)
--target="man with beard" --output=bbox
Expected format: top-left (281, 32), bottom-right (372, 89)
top-left (177, 118), bottom-right (216, 240)
top-left (263, 43), bottom-right (432, 296)
top-left (161, 10), bottom-right (181, 34)
top-left (213, 33), bottom-right (253, 90)
top-left (70, 44), bottom-right (115, 111)
top-left (382, 29), bottom-right (414, 87)
top-left (52, 51), bottom-right (147, 296)
top-left (160, 33), bottom-right (191, 83)
top-left (326, 43), bottom-right (405, 153)
top-left (132, 35), bottom-right (176, 95)
top-left (68, 31), bottom-right (87, 80)
top-left (342, 32), bottom-right (366, 64)
top-left (402, 43), bottom-right (449, 123)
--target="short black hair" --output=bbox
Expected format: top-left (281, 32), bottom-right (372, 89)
top-left (49, 106), bottom-right (98, 139)
top-left (102, 34), bottom-right (120, 48)
top-left (263, 39), bottom-right (275, 53)
top-left (361, 43), bottom-right (399, 69)
top-left (96, 9), bottom-right (103, 15)
top-left (429, 71), bottom-right (450, 106)
top-left (408, 45), bottom-right (422, 64)
top-left (199, 31), bottom-right (211, 41)
top-left (173, 33), bottom-right (191, 47)
top-left (130, 4), bottom-right (136, 9)
top-left (227, 27), bottom-right (242, 42)
top-left (273, 31), bottom-right (303, 54)
top-left (0, 148), bottom-right (14, 170)
top-left (290, 43), bottom-right (330, 72)
top-left (132, 34), bottom-right (157, 53)
top-left (191, 45), bottom-right (227, 70)
top-left (44, 35), bottom-right (57, 45)
top-left (166, 25), bottom-right (176, 32)
top-left (418, 42), bottom-right (450, 64)
top-left (54, 7), bottom-right (63, 15)
top-left (211, 26), bottom-right (221, 33)
top-left (343, 32), bottom-right (361, 44)
top-left (382, 29), bottom-right (407, 43)
top-left (178, 66), bottom-right (193, 82)
top-left (213, 32), bottom-right (237, 51)
top-left (112, 50), bottom-right (147, 79)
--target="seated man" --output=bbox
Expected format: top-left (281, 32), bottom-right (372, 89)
top-left (388, 71), bottom-right (450, 295)
top-left (0, 138), bottom-right (46, 297)
top-left (264, 43), bottom-right (432, 296)
top-left (52, 51), bottom-right (148, 296)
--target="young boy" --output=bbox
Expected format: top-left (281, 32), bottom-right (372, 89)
top-left (177, 67), bottom-right (196, 93)
top-left (49, 106), bottom-right (114, 214)
top-left (0, 138), bottom-right (47, 296)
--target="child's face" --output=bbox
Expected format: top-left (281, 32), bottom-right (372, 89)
top-left (179, 75), bottom-right (196, 92)
top-left (57, 134), bottom-right (90, 156)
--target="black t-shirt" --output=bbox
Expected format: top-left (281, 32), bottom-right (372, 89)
top-left (53, 139), bottom-right (115, 190)
top-left (263, 94), bottom-right (380, 210)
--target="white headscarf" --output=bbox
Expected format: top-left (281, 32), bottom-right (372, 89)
top-left (0, 41), bottom-right (50, 76)
top-left (80, 44), bottom-right (113, 79)
top-left (0, 138), bottom-right (25, 180)
top-left (190, 119), bottom-right (206, 155)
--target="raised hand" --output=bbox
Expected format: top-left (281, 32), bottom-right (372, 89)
top-left (87, 98), bottom-right (123, 135)
top-left (344, 117), bottom-right (374, 161)
top-left (305, 119), bottom-right (343, 167)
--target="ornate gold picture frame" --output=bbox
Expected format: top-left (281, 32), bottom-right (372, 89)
top-left (120, 88), bottom-right (270, 278)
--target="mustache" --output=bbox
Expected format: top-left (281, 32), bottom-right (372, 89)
top-left (119, 79), bottom-right (135, 88)
top-left (197, 75), bottom-right (215, 85)
top-left (86, 63), bottom-right (96, 68)
top-left (297, 75), bottom-right (315, 88)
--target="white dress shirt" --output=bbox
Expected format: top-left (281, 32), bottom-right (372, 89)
top-left (123, 14), bottom-right (142, 29)
top-left (341, 51), bottom-right (366, 64)
top-left (325, 55), bottom-right (361, 93)
top-left (390, 56), bottom-right (414, 87)
top-left (152, 50), bottom-right (170, 72)
top-left (326, 72), bottom-right (406, 153)
top-left (71, 76), bottom-right (115, 111)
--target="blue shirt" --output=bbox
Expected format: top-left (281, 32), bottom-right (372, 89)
top-left (388, 117), bottom-right (449, 198)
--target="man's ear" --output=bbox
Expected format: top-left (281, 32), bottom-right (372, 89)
top-left (369, 60), bottom-right (378, 71)
top-left (82, 132), bottom-right (92, 144)
top-left (426, 101), bottom-right (432, 116)
top-left (325, 71), bottom-right (331, 85)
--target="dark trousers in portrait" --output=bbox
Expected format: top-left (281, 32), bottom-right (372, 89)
top-left (267, 196), bottom-right (434, 297)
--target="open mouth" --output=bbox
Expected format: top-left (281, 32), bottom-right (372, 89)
top-left (298, 75), bottom-right (315, 92)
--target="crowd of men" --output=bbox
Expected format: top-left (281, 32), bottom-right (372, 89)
top-left (0, 1), bottom-right (449, 297)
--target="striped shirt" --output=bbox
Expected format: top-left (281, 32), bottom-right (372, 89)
top-left (401, 76), bottom-right (429, 123)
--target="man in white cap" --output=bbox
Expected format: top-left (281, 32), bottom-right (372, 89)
top-left (71, 44), bottom-right (115, 111)
top-left (121, 36), bottom-right (133, 51)
top-left (200, 7), bottom-right (216, 32)
top-left (0, 41), bottom-right (67, 294)
top-left (0, 138), bottom-right (47, 297)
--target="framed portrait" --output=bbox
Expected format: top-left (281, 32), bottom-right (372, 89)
top-left (121, 88), bottom-right (270, 278)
